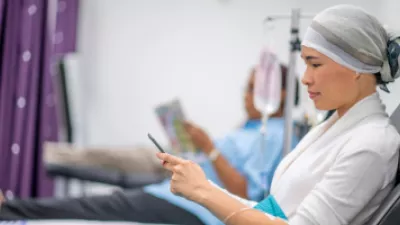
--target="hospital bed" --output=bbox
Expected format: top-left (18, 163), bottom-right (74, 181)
top-left (46, 163), bottom-right (165, 189)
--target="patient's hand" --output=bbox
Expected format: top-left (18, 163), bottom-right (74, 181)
top-left (157, 152), bottom-right (211, 203)
top-left (184, 122), bottom-right (214, 154)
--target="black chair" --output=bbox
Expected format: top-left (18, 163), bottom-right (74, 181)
top-left (45, 164), bottom-right (166, 189)
top-left (366, 103), bottom-right (400, 225)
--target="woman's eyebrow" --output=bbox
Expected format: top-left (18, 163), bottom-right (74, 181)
top-left (301, 55), bottom-right (320, 61)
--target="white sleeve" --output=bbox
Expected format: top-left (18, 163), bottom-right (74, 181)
top-left (289, 149), bottom-right (392, 225)
top-left (208, 180), bottom-right (258, 208)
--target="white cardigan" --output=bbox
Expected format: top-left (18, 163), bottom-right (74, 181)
top-left (217, 93), bottom-right (400, 225)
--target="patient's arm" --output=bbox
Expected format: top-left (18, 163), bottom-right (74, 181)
top-left (184, 122), bottom-right (249, 198)
top-left (208, 150), bottom-right (249, 199)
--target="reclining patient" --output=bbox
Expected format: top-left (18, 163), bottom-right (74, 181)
top-left (0, 65), bottom-right (300, 225)
top-left (43, 64), bottom-right (300, 182)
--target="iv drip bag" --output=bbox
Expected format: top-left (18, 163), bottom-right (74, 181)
top-left (254, 49), bottom-right (282, 116)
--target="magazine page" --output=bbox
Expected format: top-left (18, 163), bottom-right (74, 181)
top-left (154, 99), bottom-right (198, 155)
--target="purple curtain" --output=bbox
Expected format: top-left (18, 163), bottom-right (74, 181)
top-left (0, 0), bottom-right (79, 199)
top-left (54, 0), bottom-right (78, 54)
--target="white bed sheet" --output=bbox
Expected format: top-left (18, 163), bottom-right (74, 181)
top-left (0, 220), bottom-right (170, 225)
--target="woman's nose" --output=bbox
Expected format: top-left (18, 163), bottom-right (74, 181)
top-left (301, 68), bottom-right (313, 86)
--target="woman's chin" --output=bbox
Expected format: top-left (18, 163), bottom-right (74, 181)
top-left (313, 101), bottom-right (335, 111)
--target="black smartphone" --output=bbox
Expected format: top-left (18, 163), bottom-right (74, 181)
top-left (147, 133), bottom-right (166, 153)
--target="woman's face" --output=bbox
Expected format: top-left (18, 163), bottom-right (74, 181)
top-left (244, 72), bottom-right (262, 120)
top-left (301, 46), bottom-right (361, 112)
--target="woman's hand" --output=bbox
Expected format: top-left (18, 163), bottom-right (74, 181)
top-left (184, 121), bottom-right (214, 154)
top-left (157, 152), bottom-right (212, 203)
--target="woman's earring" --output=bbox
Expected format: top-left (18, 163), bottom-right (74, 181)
top-left (355, 71), bottom-right (361, 79)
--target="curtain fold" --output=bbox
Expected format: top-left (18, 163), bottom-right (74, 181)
top-left (0, 0), bottom-right (79, 198)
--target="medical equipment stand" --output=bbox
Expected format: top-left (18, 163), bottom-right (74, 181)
top-left (265, 9), bottom-right (313, 157)
top-left (283, 9), bottom-right (301, 157)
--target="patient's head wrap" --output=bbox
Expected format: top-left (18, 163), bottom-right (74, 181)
top-left (302, 4), bottom-right (400, 92)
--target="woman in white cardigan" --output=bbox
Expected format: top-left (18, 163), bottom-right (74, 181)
top-left (157, 5), bottom-right (400, 225)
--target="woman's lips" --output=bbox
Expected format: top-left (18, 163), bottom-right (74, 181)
top-left (308, 91), bottom-right (321, 99)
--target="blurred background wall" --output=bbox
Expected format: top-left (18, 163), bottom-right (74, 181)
top-left (66, 0), bottom-right (399, 151)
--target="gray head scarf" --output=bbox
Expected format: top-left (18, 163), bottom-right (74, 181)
top-left (301, 4), bottom-right (400, 92)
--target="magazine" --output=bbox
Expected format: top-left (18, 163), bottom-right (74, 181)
top-left (154, 99), bottom-right (198, 155)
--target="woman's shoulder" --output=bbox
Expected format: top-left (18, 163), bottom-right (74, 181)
top-left (344, 116), bottom-right (400, 158)
top-left (355, 115), bottom-right (399, 140)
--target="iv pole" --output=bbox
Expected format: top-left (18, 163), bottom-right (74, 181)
top-left (264, 9), bottom-right (313, 157)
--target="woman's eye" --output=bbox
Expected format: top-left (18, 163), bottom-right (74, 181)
top-left (312, 64), bottom-right (321, 68)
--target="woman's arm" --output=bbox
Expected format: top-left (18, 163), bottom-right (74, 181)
top-left (158, 152), bottom-right (287, 225)
top-left (196, 181), bottom-right (287, 225)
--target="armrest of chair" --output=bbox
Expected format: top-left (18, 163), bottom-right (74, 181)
top-left (366, 184), bottom-right (400, 225)
top-left (45, 163), bottom-right (166, 189)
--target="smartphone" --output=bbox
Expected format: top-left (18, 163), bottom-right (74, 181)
top-left (147, 133), bottom-right (166, 153)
